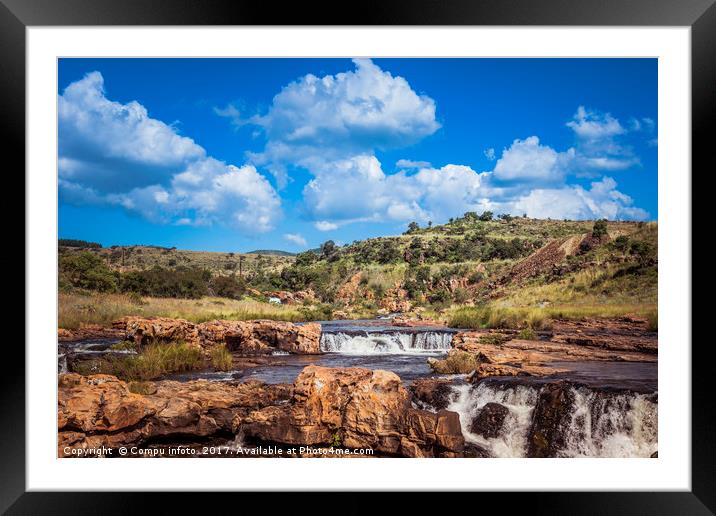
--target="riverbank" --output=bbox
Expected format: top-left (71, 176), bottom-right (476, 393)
top-left (58, 314), bottom-right (657, 458)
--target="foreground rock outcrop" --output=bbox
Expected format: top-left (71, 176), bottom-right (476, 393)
top-left (59, 366), bottom-right (467, 458)
top-left (113, 317), bottom-right (321, 354)
top-left (58, 373), bottom-right (291, 457)
top-left (240, 365), bottom-right (465, 457)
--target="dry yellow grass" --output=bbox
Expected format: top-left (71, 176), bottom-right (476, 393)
top-left (58, 292), bottom-right (308, 329)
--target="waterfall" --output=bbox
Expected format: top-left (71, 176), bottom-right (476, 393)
top-left (447, 383), bottom-right (540, 457)
top-left (320, 331), bottom-right (453, 354)
top-left (445, 382), bottom-right (658, 458)
top-left (58, 353), bottom-right (68, 374)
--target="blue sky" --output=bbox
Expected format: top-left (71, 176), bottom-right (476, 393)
top-left (58, 58), bottom-right (657, 252)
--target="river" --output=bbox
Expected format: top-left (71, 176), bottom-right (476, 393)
top-left (59, 318), bottom-right (657, 458)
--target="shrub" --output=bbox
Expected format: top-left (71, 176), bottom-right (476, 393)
top-left (211, 344), bottom-right (233, 371)
top-left (209, 274), bottom-right (246, 299)
top-left (120, 266), bottom-right (211, 299)
top-left (517, 328), bottom-right (537, 340)
top-left (452, 287), bottom-right (470, 304)
top-left (479, 333), bottom-right (510, 345)
top-left (59, 251), bottom-right (119, 292)
top-left (646, 311), bottom-right (658, 332)
top-left (592, 219), bottom-right (608, 239)
top-left (428, 350), bottom-right (481, 374)
top-left (613, 235), bottom-right (630, 252)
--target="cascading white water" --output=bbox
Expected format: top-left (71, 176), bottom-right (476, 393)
top-left (557, 387), bottom-right (658, 458)
top-left (445, 382), bottom-right (658, 458)
top-left (447, 383), bottom-right (540, 457)
top-left (58, 353), bottom-right (68, 374)
top-left (320, 331), bottom-right (453, 354)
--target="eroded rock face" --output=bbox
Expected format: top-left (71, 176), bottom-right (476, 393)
top-left (379, 285), bottom-right (412, 313)
top-left (115, 317), bottom-right (321, 354)
top-left (526, 382), bottom-right (576, 457)
top-left (470, 402), bottom-right (509, 438)
top-left (59, 366), bottom-right (469, 458)
top-left (242, 365), bottom-right (465, 457)
top-left (59, 324), bottom-right (125, 342)
top-left (58, 373), bottom-right (292, 457)
top-left (449, 328), bottom-right (656, 380)
top-left (410, 378), bottom-right (456, 410)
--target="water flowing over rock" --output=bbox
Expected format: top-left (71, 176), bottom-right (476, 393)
top-left (444, 380), bottom-right (657, 458)
top-left (115, 317), bottom-right (321, 354)
top-left (410, 378), bottom-right (457, 410)
top-left (321, 331), bottom-right (453, 354)
top-left (242, 365), bottom-right (465, 457)
top-left (57, 373), bottom-right (292, 457)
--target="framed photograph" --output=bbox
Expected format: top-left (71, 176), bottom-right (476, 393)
top-left (6, 0), bottom-right (711, 511)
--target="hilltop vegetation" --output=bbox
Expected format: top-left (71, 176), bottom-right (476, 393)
top-left (58, 213), bottom-right (657, 329)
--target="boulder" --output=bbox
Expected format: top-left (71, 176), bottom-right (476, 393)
top-left (115, 317), bottom-right (321, 354)
top-left (57, 373), bottom-right (291, 457)
top-left (117, 317), bottom-right (200, 348)
top-left (526, 382), bottom-right (575, 457)
top-left (242, 365), bottom-right (465, 457)
top-left (470, 402), bottom-right (509, 438)
top-left (410, 378), bottom-right (456, 410)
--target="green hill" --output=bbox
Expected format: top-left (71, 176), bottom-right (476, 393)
top-left (58, 214), bottom-right (657, 327)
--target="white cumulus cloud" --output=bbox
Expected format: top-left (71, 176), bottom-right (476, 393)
top-left (248, 59), bottom-right (441, 185)
top-left (314, 221), bottom-right (339, 231)
top-left (58, 72), bottom-right (281, 233)
top-left (283, 233), bottom-right (308, 247)
top-left (493, 136), bottom-right (572, 183)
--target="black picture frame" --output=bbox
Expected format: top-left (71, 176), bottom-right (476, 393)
top-left (4, 0), bottom-right (711, 512)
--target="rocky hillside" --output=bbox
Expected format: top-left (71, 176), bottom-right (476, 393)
top-left (59, 214), bottom-right (657, 324)
top-left (267, 215), bottom-right (657, 319)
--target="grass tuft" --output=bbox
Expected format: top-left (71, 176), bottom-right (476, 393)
top-left (106, 342), bottom-right (202, 381)
top-left (428, 350), bottom-right (481, 374)
top-left (210, 344), bottom-right (233, 371)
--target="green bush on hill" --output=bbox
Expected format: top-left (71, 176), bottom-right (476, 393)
top-left (59, 251), bottom-right (118, 292)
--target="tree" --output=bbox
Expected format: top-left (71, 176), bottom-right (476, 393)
top-left (294, 251), bottom-right (317, 266)
top-left (59, 251), bottom-right (118, 292)
top-left (592, 219), bottom-right (609, 239)
top-left (479, 211), bottom-right (494, 221)
top-left (320, 240), bottom-right (337, 259)
top-left (427, 221), bottom-right (432, 228)
top-left (406, 221), bottom-right (420, 234)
